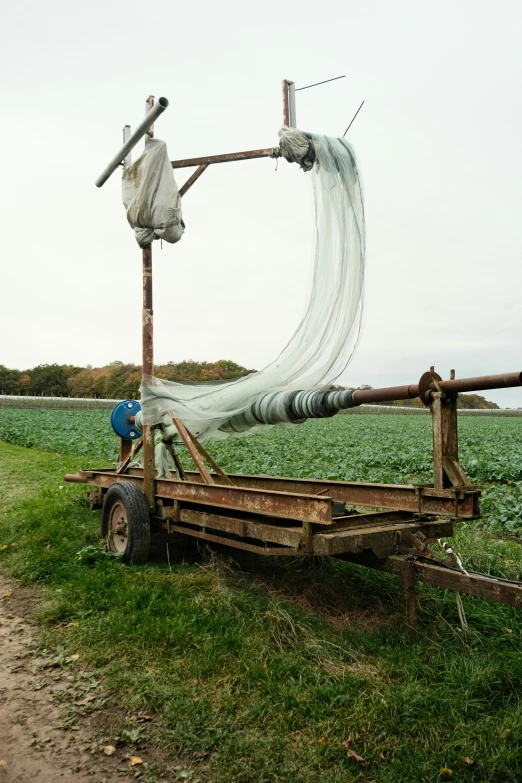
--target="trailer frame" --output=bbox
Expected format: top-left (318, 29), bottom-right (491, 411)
top-left (68, 83), bottom-right (522, 623)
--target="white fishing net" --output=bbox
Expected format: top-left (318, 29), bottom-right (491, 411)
top-left (141, 130), bottom-right (365, 443)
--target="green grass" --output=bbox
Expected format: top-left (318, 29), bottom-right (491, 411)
top-left (2, 434), bottom-right (522, 781)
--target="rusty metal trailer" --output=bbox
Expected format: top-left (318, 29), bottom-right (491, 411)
top-left (66, 83), bottom-right (522, 622)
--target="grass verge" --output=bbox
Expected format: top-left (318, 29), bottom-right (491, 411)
top-left (1, 440), bottom-right (522, 782)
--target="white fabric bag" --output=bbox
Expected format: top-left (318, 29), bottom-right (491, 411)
top-left (122, 136), bottom-right (184, 248)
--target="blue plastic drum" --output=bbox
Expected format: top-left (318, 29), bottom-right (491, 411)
top-left (110, 400), bottom-right (142, 440)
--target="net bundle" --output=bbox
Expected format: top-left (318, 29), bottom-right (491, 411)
top-left (141, 130), bottom-right (366, 442)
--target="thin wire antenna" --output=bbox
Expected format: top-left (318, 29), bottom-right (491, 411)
top-left (296, 75), bottom-right (345, 92)
top-left (343, 100), bottom-right (365, 137)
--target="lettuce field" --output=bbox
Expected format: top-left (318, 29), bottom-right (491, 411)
top-left (1, 407), bottom-right (522, 535)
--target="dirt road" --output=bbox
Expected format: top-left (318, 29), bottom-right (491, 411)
top-left (0, 576), bottom-right (140, 783)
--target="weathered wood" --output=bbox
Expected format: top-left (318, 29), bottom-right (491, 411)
top-left (168, 524), bottom-right (299, 556)
top-left (116, 437), bottom-right (143, 475)
top-left (361, 555), bottom-right (522, 608)
top-left (170, 415), bottom-right (214, 485)
top-left (313, 520), bottom-right (454, 557)
top-left (182, 471), bottom-right (480, 518)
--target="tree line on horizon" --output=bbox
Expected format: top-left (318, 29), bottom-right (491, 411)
top-left (0, 360), bottom-right (255, 399)
top-left (0, 362), bottom-right (499, 409)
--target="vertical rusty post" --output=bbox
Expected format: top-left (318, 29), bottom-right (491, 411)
top-left (401, 560), bottom-right (417, 630)
top-left (141, 94), bottom-right (157, 512)
top-left (431, 391), bottom-right (459, 489)
top-left (282, 80), bottom-right (296, 127)
top-left (118, 437), bottom-right (132, 464)
top-left (142, 243), bottom-right (155, 511)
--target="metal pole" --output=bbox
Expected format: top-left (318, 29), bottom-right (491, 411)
top-left (141, 96), bottom-right (156, 511)
top-left (123, 125), bottom-right (132, 167)
top-left (95, 97), bottom-right (169, 187)
top-left (282, 80), bottom-right (296, 127)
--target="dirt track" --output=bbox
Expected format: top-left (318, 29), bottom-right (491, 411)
top-left (0, 576), bottom-right (139, 783)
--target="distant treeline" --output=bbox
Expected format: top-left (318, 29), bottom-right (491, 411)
top-left (0, 360), bottom-right (255, 399)
top-left (0, 363), bottom-right (500, 409)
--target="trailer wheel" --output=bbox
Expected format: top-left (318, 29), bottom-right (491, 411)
top-left (101, 481), bottom-right (150, 565)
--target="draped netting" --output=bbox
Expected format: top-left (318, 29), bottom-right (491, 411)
top-left (141, 132), bottom-right (365, 442)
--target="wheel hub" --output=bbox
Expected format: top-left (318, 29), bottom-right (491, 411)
top-left (108, 501), bottom-right (128, 553)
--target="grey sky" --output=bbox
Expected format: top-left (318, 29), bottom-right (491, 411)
top-left (2, 0), bottom-right (521, 406)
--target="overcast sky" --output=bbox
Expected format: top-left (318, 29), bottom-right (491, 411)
top-left (2, 0), bottom-right (521, 406)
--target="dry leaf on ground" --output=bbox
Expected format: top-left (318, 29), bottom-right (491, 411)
top-left (100, 745), bottom-right (116, 756)
top-left (76, 695), bottom-right (96, 706)
top-left (130, 756), bottom-right (143, 766)
top-left (342, 740), bottom-right (366, 764)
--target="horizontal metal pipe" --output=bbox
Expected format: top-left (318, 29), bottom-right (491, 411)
top-left (95, 97), bottom-right (169, 187)
top-left (353, 385), bottom-right (418, 405)
top-left (432, 371), bottom-right (522, 395)
top-left (171, 147), bottom-right (278, 169)
top-left (353, 371), bottom-right (522, 405)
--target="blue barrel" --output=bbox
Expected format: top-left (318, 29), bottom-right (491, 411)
top-left (110, 400), bottom-right (142, 440)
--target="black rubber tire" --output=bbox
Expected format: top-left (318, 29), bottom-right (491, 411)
top-left (101, 481), bottom-right (151, 565)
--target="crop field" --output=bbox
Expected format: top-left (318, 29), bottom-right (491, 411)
top-left (1, 407), bottom-right (522, 538)
top-left (2, 409), bottom-right (522, 781)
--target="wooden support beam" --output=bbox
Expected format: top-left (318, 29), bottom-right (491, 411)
top-left (169, 414), bottom-right (214, 485)
top-left (116, 436), bottom-right (143, 475)
top-left (179, 164), bottom-right (208, 197)
top-left (347, 553), bottom-right (522, 609)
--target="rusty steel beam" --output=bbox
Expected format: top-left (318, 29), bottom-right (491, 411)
top-left (175, 509), bottom-right (304, 548)
top-left (183, 472), bottom-right (480, 518)
top-left (179, 164), bottom-right (208, 197)
top-left (171, 148), bottom-right (277, 169)
top-left (282, 79), bottom-right (296, 127)
top-left (64, 468), bottom-right (480, 519)
top-left (167, 524), bottom-right (299, 556)
top-left (65, 469), bottom-right (334, 524)
top-left (366, 555), bottom-right (522, 609)
top-left (142, 244), bottom-right (155, 510)
top-left (352, 371), bottom-right (522, 406)
top-left (314, 519), bottom-right (454, 557)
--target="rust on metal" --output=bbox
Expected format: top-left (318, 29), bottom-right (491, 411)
top-left (171, 148), bottom-right (278, 169)
top-left (313, 519), bottom-right (453, 557)
top-left (185, 429), bottom-right (234, 486)
top-left (65, 469), bottom-right (334, 524)
top-left (168, 524), bottom-right (299, 556)
top-left (179, 164), bottom-right (208, 197)
top-left (399, 559), bottom-right (417, 628)
top-left (169, 415), bottom-right (214, 485)
top-left (375, 555), bottom-right (522, 609)
top-left (282, 80), bottom-right (291, 126)
top-left (142, 243), bottom-right (155, 510)
top-left (116, 436), bottom-right (143, 475)
top-left (164, 441), bottom-right (186, 480)
top-left (118, 437), bottom-right (133, 464)
top-left (182, 472), bottom-right (480, 518)
top-left (175, 509), bottom-right (305, 549)
top-left (88, 489), bottom-right (104, 510)
top-left (353, 384), bottom-right (419, 405)
top-left (352, 370), bottom-right (522, 406)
